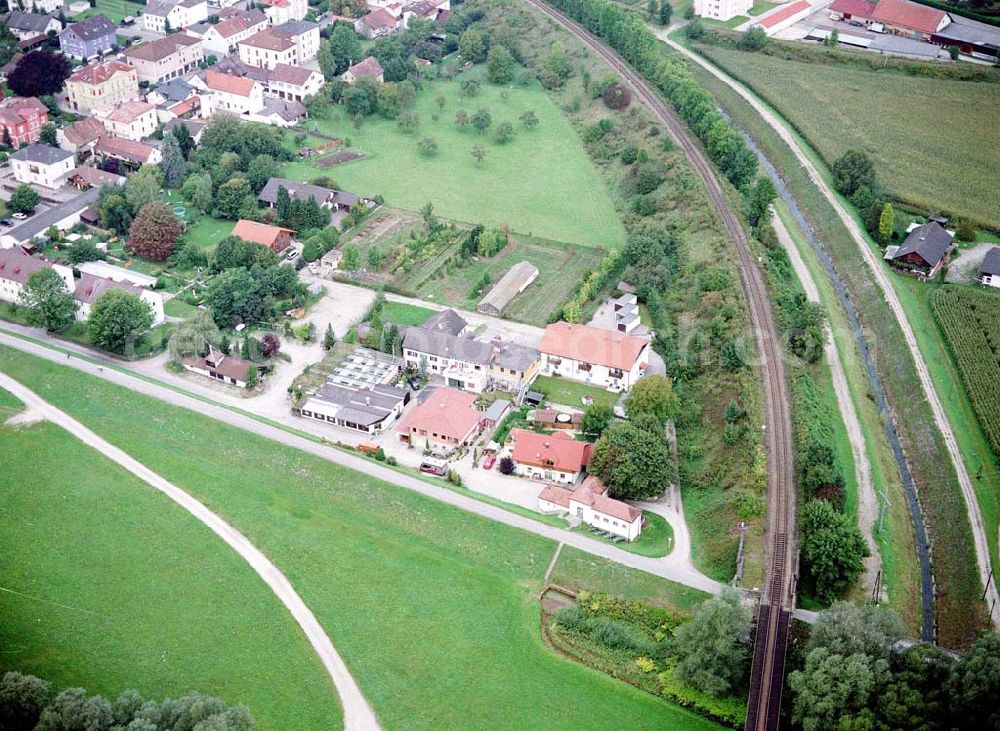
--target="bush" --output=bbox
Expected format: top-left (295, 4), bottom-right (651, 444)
top-left (498, 456), bottom-right (515, 475)
top-left (602, 81), bottom-right (631, 109)
top-left (620, 144), bottom-right (640, 164)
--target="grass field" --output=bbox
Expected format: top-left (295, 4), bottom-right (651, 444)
top-left (164, 297), bottom-right (197, 318)
top-left (0, 419), bottom-right (341, 729)
top-left (532, 375), bottom-right (619, 410)
top-left (696, 46), bottom-right (1000, 229)
top-left (382, 301), bottom-right (435, 326)
top-left (0, 347), bottom-right (718, 729)
top-left (182, 214), bottom-right (235, 251)
top-left (577, 511), bottom-right (674, 558)
top-left (75, 0), bottom-right (140, 23)
top-left (285, 69), bottom-right (626, 249)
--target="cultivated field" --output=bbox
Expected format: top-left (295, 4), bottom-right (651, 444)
top-left (697, 46), bottom-right (1000, 229)
top-left (0, 348), bottom-right (717, 729)
top-left (284, 70), bottom-right (626, 249)
top-left (0, 417), bottom-right (341, 729)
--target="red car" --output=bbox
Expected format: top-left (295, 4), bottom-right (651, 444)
top-left (482, 454), bottom-right (496, 470)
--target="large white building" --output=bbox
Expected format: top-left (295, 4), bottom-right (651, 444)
top-left (199, 71), bottom-right (265, 116)
top-left (92, 100), bottom-right (158, 141)
top-left (538, 321), bottom-right (650, 391)
top-left (142, 0), bottom-right (208, 32)
top-left (693, 0), bottom-right (751, 22)
top-left (10, 144), bottom-right (75, 189)
top-left (257, 0), bottom-right (307, 25)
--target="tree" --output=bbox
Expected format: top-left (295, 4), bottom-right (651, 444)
top-left (540, 42), bottom-right (572, 89)
top-left (602, 82), bottom-right (631, 110)
top-left (160, 133), bottom-right (186, 188)
top-left (171, 122), bottom-right (196, 158)
top-left (418, 135), bottom-right (438, 156)
top-left (745, 175), bottom-right (776, 228)
top-left (261, 332), bottom-right (280, 357)
top-left (343, 77), bottom-right (380, 117)
top-left (673, 589), bottom-right (752, 697)
top-left (520, 110), bottom-right (538, 129)
top-left (328, 24), bottom-right (362, 75)
top-left (245, 154), bottom-right (278, 194)
top-left (341, 243), bottom-right (360, 270)
top-left (88, 289), bottom-right (154, 353)
top-left (806, 602), bottom-right (904, 660)
top-left (498, 456), bottom-right (515, 475)
top-left (20, 268), bottom-right (76, 332)
top-left (647, 0), bottom-right (657, 19)
top-left (737, 26), bottom-right (768, 51)
top-left (832, 149), bottom-right (878, 198)
top-left (455, 108), bottom-right (469, 128)
top-left (213, 235), bottom-right (277, 271)
top-left (124, 164), bottom-right (162, 214)
top-left (471, 108), bottom-right (491, 136)
top-left (0, 671), bottom-right (51, 731)
top-left (487, 45), bottom-right (515, 84)
top-left (65, 240), bottom-right (105, 265)
top-left (206, 268), bottom-right (270, 327)
top-left (38, 123), bottom-right (57, 146)
top-left (275, 185), bottom-right (292, 228)
top-left (789, 647), bottom-right (887, 730)
top-left (494, 121), bottom-right (515, 144)
top-left (128, 202), bottom-right (183, 261)
top-left (322, 324), bottom-right (336, 350)
top-left (7, 51), bottom-right (71, 97)
top-left (658, 0), bottom-right (673, 26)
top-left (167, 309), bottom-right (219, 361)
top-left (581, 404), bottom-right (613, 440)
top-left (471, 144), bottom-right (487, 165)
top-left (9, 184), bottom-right (40, 215)
top-left (948, 44), bottom-right (959, 60)
top-left (588, 422), bottom-right (673, 499)
top-left (947, 633), bottom-right (1000, 728)
top-left (877, 202), bottom-right (894, 243)
top-left (181, 172), bottom-right (213, 214)
top-left (875, 643), bottom-right (953, 731)
top-left (957, 218), bottom-right (977, 242)
top-left (215, 177), bottom-right (254, 220)
top-left (624, 374), bottom-right (679, 427)
top-left (245, 364), bottom-right (258, 389)
top-left (800, 499), bottom-right (869, 604)
top-left (460, 77), bottom-right (480, 98)
top-left (459, 27), bottom-right (488, 63)
top-left (98, 192), bottom-right (132, 236)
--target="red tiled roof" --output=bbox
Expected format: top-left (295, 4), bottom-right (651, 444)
top-left (396, 387), bottom-right (480, 442)
top-left (571, 486), bottom-right (642, 523)
top-left (871, 0), bottom-right (948, 33)
top-left (124, 33), bottom-right (201, 62)
top-left (269, 63), bottom-right (317, 85)
top-left (361, 8), bottom-right (396, 29)
top-left (74, 272), bottom-right (142, 304)
top-left (68, 61), bottom-right (135, 85)
top-left (0, 96), bottom-right (47, 128)
top-left (539, 322), bottom-right (648, 372)
top-left (103, 100), bottom-right (156, 123)
top-left (231, 219), bottom-right (293, 247)
top-left (0, 248), bottom-right (51, 285)
top-left (167, 95), bottom-right (200, 117)
top-left (829, 0), bottom-right (877, 18)
top-left (211, 16), bottom-right (250, 38)
top-left (511, 429), bottom-right (592, 474)
top-left (241, 27), bottom-right (294, 50)
top-left (758, 0), bottom-right (811, 28)
top-left (206, 70), bottom-right (256, 96)
top-left (94, 135), bottom-right (157, 163)
top-left (347, 55), bottom-right (384, 77)
top-left (64, 117), bottom-right (108, 146)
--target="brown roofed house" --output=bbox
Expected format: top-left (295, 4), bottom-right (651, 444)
top-left (231, 219), bottom-right (295, 253)
top-left (342, 56), bottom-right (384, 84)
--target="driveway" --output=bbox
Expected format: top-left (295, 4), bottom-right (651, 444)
top-left (946, 242), bottom-right (997, 284)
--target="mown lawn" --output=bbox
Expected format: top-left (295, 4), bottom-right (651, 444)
top-left (164, 297), bottom-right (197, 318)
top-left (0, 419), bottom-right (341, 730)
top-left (285, 69), bottom-right (626, 249)
top-left (696, 46), bottom-right (1000, 229)
top-left (75, 0), bottom-right (140, 23)
top-left (577, 511), bottom-right (674, 558)
top-left (533, 375), bottom-right (619, 410)
top-left (183, 214), bottom-right (235, 252)
top-left (382, 300), bottom-right (435, 326)
top-left (0, 347), bottom-right (718, 730)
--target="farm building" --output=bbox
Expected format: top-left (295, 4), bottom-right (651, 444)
top-left (979, 247), bottom-right (1000, 288)
top-left (884, 221), bottom-right (954, 279)
top-left (299, 382), bottom-right (409, 434)
top-left (931, 16), bottom-right (1000, 59)
top-left (477, 261), bottom-right (539, 316)
top-left (183, 346), bottom-right (258, 388)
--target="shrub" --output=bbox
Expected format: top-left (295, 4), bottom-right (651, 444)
top-left (498, 456), bottom-right (515, 475)
top-left (602, 81), bottom-right (631, 109)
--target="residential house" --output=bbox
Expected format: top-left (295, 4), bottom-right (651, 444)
top-left (93, 100), bottom-right (157, 140)
top-left (265, 64), bottom-right (324, 101)
top-left (0, 248), bottom-right (73, 305)
top-left (146, 77), bottom-right (200, 121)
top-left (231, 219), bottom-right (294, 253)
top-left (123, 33), bottom-right (204, 84)
top-left (884, 221), bottom-right (954, 279)
top-left (78, 260), bottom-right (157, 288)
top-left (187, 8), bottom-right (268, 56)
top-left (58, 117), bottom-right (108, 156)
top-left (510, 429), bottom-right (592, 485)
top-left (67, 165), bottom-right (126, 190)
top-left (0, 186), bottom-right (101, 249)
top-left (539, 321), bottom-right (650, 391)
top-left (396, 386), bottom-right (482, 453)
top-left (250, 98), bottom-right (307, 127)
top-left (199, 70), bottom-right (265, 116)
top-left (93, 135), bottom-right (163, 169)
top-left (257, 0), bottom-right (308, 25)
top-left (538, 476), bottom-right (643, 541)
top-left (72, 271), bottom-right (165, 324)
top-left (694, 0), bottom-right (751, 22)
top-left (65, 61), bottom-right (139, 115)
top-left (355, 8), bottom-right (399, 39)
top-left (141, 0), bottom-right (208, 33)
top-left (422, 308), bottom-right (468, 337)
top-left (342, 56), bottom-right (384, 83)
top-left (0, 96), bottom-right (48, 147)
top-left (978, 247), bottom-right (1000, 288)
top-left (258, 177), bottom-right (362, 211)
top-left (58, 14), bottom-right (116, 59)
top-left (274, 20), bottom-right (320, 63)
top-left (871, 0), bottom-right (951, 38)
top-left (404, 0), bottom-right (450, 26)
top-left (182, 346), bottom-right (258, 387)
top-left (300, 382), bottom-right (410, 434)
top-left (7, 11), bottom-right (62, 41)
top-left (162, 117), bottom-right (206, 143)
top-left (477, 261), bottom-right (539, 316)
top-left (16, 0), bottom-right (64, 12)
top-left (10, 144), bottom-right (75, 189)
top-left (238, 28), bottom-right (299, 69)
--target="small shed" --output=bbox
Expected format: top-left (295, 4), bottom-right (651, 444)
top-left (477, 260), bottom-right (539, 316)
top-left (480, 398), bottom-right (511, 429)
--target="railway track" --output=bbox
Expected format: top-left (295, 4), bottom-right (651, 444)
top-left (520, 3), bottom-right (797, 727)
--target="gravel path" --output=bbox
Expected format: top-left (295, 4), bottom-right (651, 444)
top-left (0, 371), bottom-right (382, 731)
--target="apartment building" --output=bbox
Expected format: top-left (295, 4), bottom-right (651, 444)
top-left (187, 9), bottom-right (269, 55)
top-left (199, 70), bottom-right (265, 116)
top-left (274, 20), bottom-right (319, 63)
top-left (66, 62), bottom-right (140, 115)
top-left (123, 33), bottom-right (204, 83)
top-left (238, 28), bottom-right (298, 69)
top-left (141, 0), bottom-right (208, 32)
top-left (0, 96), bottom-right (48, 147)
top-left (58, 14), bottom-right (116, 59)
top-left (93, 100), bottom-right (158, 141)
top-left (10, 143), bottom-right (74, 189)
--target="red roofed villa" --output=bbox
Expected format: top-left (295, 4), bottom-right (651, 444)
top-left (538, 476), bottom-right (644, 541)
top-left (231, 219), bottom-right (294, 253)
top-left (510, 428), bottom-right (592, 484)
top-left (396, 387), bottom-right (481, 453)
top-left (539, 321), bottom-right (650, 391)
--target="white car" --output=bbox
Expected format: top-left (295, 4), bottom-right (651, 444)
top-left (11, 212), bottom-right (27, 220)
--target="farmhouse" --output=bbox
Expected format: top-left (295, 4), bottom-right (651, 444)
top-left (884, 221), bottom-right (954, 279)
top-left (477, 261), bottom-right (539, 316)
top-left (65, 61), bottom-right (139, 115)
top-left (93, 135), bottom-right (163, 168)
top-left (538, 476), bottom-right (643, 541)
top-left (871, 0), bottom-right (951, 38)
top-left (124, 33), bottom-right (204, 84)
top-left (93, 100), bottom-right (158, 141)
top-left (0, 96), bottom-right (48, 147)
top-left (231, 219), bottom-right (294, 253)
top-left (693, 0), bottom-right (751, 23)
top-left (510, 429), bottom-right (592, 485)
top-left (300, 382), bottom-right (409, 434)
top-left (396, 386), bottom-right (481, 453)
top-left (141, 0), bottom-right (209, 33)
top-left (59, 15), bottom-right (116, 59)
top-left (258, 177), bottom-right (362, 210)
top-left (342, 56), bottom-right (384, 84)
top-left (979, 247), bottom-right (1000, 288)
top-left (10, 144), bottom-right (75, 189)
top-left (539, 321), bottom-right (649, 391)
top-left (183, 346), bottom-right (258, 388)
top-left (7, 11), bottom-right (62, 41)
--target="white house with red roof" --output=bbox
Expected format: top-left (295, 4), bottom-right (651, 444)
top-left (396, 387), bottom-right (482, 453)
top-left (199, 71), bottom-right (265, 116)
top-left (509, 428), bottom-right (592, 484)
top-left (356, 8), bottom-right (400, 39)
top-left (72, 272), bottom-right (165, 325)
top-left (257, 0), bottom-right (307, 25)
top-left (189, 9), bottom-right (269, 56)
top-left (539, 321), bottom-right (650, 391)
top-left (538, 476), bottom-right (643, 541)
top-left (92, 100), bottom-right (158, 141)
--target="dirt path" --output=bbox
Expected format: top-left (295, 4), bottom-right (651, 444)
top-left (771, 211), bottom-right (881, 595)
top-left (662, 30), bottom-right (999, 630)
top-left (0, 372), bottom-right (381, 731)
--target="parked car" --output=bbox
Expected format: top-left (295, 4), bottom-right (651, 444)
top-left (11, 212), bottom-right (27, 220)
top-left (419, 460), bottom-right (448, 477)
top-left (0, 219), bottom-right (13, 227)
top-left (408, 379), bottom-right (422, 391)
top-left (482, 454), bottom-right (496, 470)
top-left (285, 248), bottom-right (298, 261)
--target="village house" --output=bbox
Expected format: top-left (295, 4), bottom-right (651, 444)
top-left (231, 219), bottom-right (294, 253)
top-left (238, 28), bottom-right (299, 69)
top-left (884, 221), bottom-right (954, 279)
top-left (404, 0), bottom-right (450, 26)
top-left (162, 117), bottom-right (206, 144)
top-left (258, 177), bottom-right (362, 211)
top-left (355, 8), bottom-right (399, 39)
top-left (7, 11), bottom-right (63, 41)
top-left (187, 9), bottom-right (269, 56)
top-left (264, 64), bottom-right (324, 101)
top-left (93, 135), bottom-right (163, 169)
top-left (141, 0), bottom-right (209, 33)
top-left (183, 346), bottom-right (258, 388)
top-left (250, 98), bottom-right (308, 127)
top-left (58, 14), bottom-right (116, 60)
top-left (10, 144), bottom-right (75, 189)
top-left (274, 20), bottom-right (320, 63)
top-left (72, 272), bottom-right (165, 324)
top-left (539, 321), bottom-right (650, 391)
top-left (0, 96), bottom-right (47, 147)
top-left (65, 61), bottom-right (139, 115)
top-left (342, 56), bottom-right (384, 84)
top-left (59, 118), bottom-right (108, 155)
top-left (92, 100), bottom-right (158, 141)
top-left (0, 248), bottom-right (73, 306)
top-left (300, 382), bottom-right (410, 434)
top-left (199, 71), bottom-right (265, 116)
top-left (509, 429), bottom-right (592, 485)
top-left (257, 0), bottom-right (308, 25)
top-left (977, 247), bottom-right (1000, 288)
top-left (538, 476), bottom-right (643, 541)
top-left (124, 33), bottom-right (204, 84)
top-left (396, 386), bottom-right (482, 454)
top-left (146, 78), bottom-right (200, 121)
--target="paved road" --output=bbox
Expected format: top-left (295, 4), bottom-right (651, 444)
top-left (0, 371), bottom-right (381, 731)
top-left (662, 31), bottom-right (999, 630)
